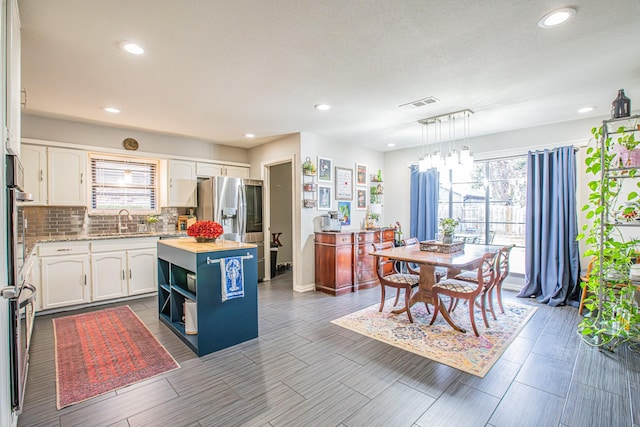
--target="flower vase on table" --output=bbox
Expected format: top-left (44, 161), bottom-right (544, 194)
top-left (442, 234), bottom-right (454, 245)
top-left (195, 237), bottom-right (216, 243)
top-left (188, 220), bottom-right (223, 243)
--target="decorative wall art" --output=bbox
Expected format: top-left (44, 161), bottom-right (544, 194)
top-left (335, 167), bottom-right (353, 200)
top-left (318, 185), bottom-right (332, 210)
top-left (318, 157), bottom-right (332, 182)
top-left (338, 201), bottom-right (351, 226)
top-left (356, 164), bottom-right (367, 186)
top-left (356, 189), bottom-right (367, 210)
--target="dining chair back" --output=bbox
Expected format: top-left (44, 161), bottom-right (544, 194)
top-left (493, 244), bottom-right (515, 314)
top-left (578, 257), bottom-right (596, 315)
top-left (429, 251), bottom-right (498, 336)
top-left (372, 241), bottom-right (419, 322)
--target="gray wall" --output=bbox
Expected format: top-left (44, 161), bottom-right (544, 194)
top-left (22, 114), bottom-right (249, 163)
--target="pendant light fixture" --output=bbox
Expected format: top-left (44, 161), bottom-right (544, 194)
top-left (417, 109), bottom-right (474, 173)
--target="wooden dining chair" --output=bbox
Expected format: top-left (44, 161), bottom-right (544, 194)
top-left (578, 257), bottom-right (596, 315)
top-left (430, 251), bottom-right (498, 336)
top-left (492, 244), bottom-right (515, 314)
top-left (402, 237), bottom-right (447, 281)
top-left (372, 241), bottom-right (419, 322)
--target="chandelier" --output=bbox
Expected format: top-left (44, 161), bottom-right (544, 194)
top-left (417, 109), bottom-right (474, 172)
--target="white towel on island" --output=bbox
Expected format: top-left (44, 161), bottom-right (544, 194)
top-left (221, 256), bottom-right (244, 302)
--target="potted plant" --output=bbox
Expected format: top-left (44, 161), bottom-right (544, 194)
top-left (302, 157), bottom-right (316, 175)
top-left (577, 124), bottom-right (640, 350)
top-left (439, 217), bottom-right (459, 244)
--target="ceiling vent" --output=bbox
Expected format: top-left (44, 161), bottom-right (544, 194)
top-left (398, 96), bottom-right (439, 110)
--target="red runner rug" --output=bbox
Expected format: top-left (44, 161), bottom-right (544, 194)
top-left (53, 305), bottom-right (179, 409)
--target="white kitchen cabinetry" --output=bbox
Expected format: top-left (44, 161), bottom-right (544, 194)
top-left (127, 248), bottom-right (157, 295)
top-left (167, 159), bottom-right (197, 207)
top-left (4, 0), bottom-right (21, 156)
top-left (91, 252), bottom-right (126, 301)
top-left (48, 147), bottom-right (87, 206)
top-left (21, 144), bottom-right (47, 205)
top-left (196, 162), bottom-right (249, 179)
top-left (38, 242), bottom-right (90, 310)
top-left (91, 237), bottom-right (158, 297)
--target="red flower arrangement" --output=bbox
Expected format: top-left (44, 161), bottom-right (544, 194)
top-left (187, 220), bottom-right (224, 239)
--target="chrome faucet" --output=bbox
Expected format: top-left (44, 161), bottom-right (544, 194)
top-left (117, 209), bottom-right (131, 233)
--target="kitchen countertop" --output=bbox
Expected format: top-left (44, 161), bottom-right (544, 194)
top-left (32, 230), bottom-right (188, 244)
top-left (158, 238), bottom-right (256, 253)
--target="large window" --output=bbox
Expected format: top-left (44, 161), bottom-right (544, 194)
top-left (89, 154), bottom-right (159, 214)
top-left (439, 156), bottom-right (527, 274)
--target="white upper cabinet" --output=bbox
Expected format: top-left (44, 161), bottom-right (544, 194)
top-left (48, 147), bottom-right (87, 206)
top-left (196, 162), bottom-right (249, 179)
top-left (21, 145), bottom-right (47, 205)
top-left (4, 0), bottom-right (21, 156)
top-left (167, 159), bottom-right (197, 207)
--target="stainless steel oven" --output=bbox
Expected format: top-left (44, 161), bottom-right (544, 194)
top-left (2, 154), bottom-right (34, 413)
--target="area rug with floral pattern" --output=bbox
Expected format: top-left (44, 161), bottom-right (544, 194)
top-left (53, 305), bottom-right (180, 409)
top-left (331, 299), bottom-right (537, 377)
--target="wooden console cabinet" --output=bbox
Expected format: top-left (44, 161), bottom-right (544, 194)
top-left (314, 229), bottom-right (395, 296)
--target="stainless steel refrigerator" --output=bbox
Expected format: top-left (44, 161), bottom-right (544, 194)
top-left (196, 177), bottom-right (264, 280)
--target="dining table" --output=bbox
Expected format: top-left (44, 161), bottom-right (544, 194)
top-left (370, 243), bottom-right (502, 333)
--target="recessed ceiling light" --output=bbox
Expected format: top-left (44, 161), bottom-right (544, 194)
top-left (387, 143), bottom-right (396, 147)
top-left (578, 106), bottom-right (595, 114)
top-left (119, 41), bottom-right (145, 55)
top-left (314, 104), bottom-right (331, 111)
top-left (102, 106), bottom-right (121, 113)
top-left (538, 8), bottom-right (576, 28)
top-left (244, 133), bottom-right (255, 138)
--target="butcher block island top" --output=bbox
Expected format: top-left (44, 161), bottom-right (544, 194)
top-left (157, 238), bottom-right (257, 253)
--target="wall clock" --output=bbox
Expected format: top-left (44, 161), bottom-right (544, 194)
top-left (123, 138), bottom-right (139, 151)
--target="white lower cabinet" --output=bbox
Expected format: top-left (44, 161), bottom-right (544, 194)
top-left (37, 237), bottom-right (157, 311)
top-left (91, 252), bottom-right (127, 301)
top-left (40, 253), bottom-right (90, 310)
top-left (127, 248), bottom-right (157, 295)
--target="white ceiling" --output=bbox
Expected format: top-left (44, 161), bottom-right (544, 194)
top-left (18, 0), bottom-right (640, 151)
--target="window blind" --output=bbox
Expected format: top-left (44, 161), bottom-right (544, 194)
top-left (90, 156), bottom-right (158, 212)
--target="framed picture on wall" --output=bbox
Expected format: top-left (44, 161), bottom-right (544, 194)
top-left (356, 188), bottom-right (367, 210)
top-left (338, 201), bottom-right (351, 226)
top-left (318, 185), bottom-right (331, 210)
top-left (318, 157), bottom-right (332, 182)
top-left (356, 163), bottom-right (367, 186)
top-left (335, 167), bottom-right (353, 200)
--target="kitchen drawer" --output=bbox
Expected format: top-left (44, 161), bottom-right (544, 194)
top-left (38, 241), bottom-right (89, 257)
top-left (90, 237), bottom-right (158, 252)
top-left (314, 232), bottom-right (352, 246)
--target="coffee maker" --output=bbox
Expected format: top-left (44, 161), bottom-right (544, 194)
top-left (321, 211), bottom-right (341, 232)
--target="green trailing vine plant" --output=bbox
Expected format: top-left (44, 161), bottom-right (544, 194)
top-left (577, 124), bottom-right (640, 350)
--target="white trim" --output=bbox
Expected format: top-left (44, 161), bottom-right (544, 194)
top-left (262, 155), bottom-right (299, 289)
top-left (293, 282), bottom-right (316, 293)
top-left (473, 138), bottom-right (589, 161)
top-left (21, 137), bottom-right (250, 167)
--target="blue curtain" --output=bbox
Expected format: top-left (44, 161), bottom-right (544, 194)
top-left (517, 146), bottom-right (581, 306)
top-left (410, 166), bottom-right (439, 241)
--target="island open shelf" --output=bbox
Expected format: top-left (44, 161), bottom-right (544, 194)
top-left (157, 238), bottom-right (258, 356)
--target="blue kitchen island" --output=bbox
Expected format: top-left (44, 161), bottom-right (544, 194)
top-left (157, 238), bottom-right (258, 356)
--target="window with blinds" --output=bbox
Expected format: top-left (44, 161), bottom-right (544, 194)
top-left (89, 154), bottom-right (159, 214)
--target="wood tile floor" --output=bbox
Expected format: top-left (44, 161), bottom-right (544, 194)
top-left (19, 272), bottom-right (640, 427)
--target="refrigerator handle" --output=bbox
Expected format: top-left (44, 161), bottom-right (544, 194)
top-left (239, 182), bottom-right (247, 242)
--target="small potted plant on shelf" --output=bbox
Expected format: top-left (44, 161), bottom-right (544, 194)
top-left (302, 157), bottom-right (316, 175)
top-left (439, 217), bottom-right (459, 244)
top-left (187, 220), bottom-right (224, 243)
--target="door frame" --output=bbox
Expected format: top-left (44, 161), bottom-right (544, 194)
top-left (261, 155), bottom-right (297, 287)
